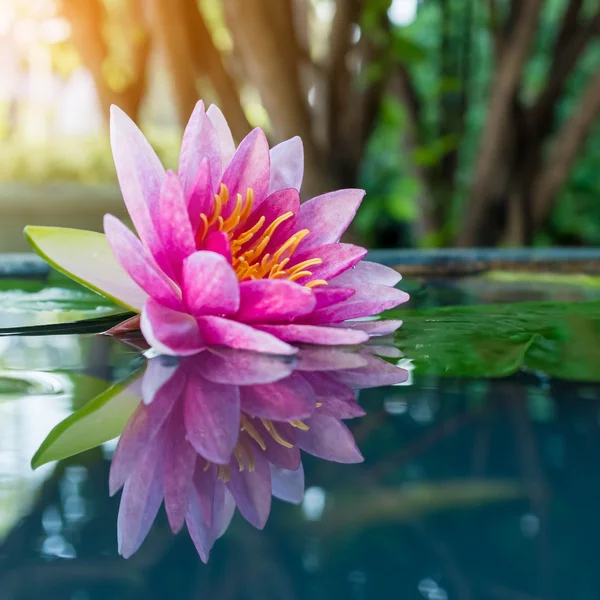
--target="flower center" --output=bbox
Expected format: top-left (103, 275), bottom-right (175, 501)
top-left (195, 184), bottom-right (327, 289)
top-left (208, 415), bottom-right (310, 482)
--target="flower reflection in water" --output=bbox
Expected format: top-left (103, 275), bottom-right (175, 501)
top-left (111, 345), bottom-right (408, 561)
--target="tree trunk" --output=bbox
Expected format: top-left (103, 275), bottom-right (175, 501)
top-left (62, 0), bottom-right (150, 122)
top-left (456, 0), bottom-right (544, 246)
top-left (223, 0), bottom-right (330, 199)
top-left (149, 0), bottom-right (199, 126)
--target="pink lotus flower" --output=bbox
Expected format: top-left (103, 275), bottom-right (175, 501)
top-left (112, 345), bottom-right (408, 561)
top-left (25, 102), bottom-right (408, 356)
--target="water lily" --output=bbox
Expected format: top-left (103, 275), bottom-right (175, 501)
top-left (25, 102), bottom-right (409, 356)
top-left (111, 345), bottom-right (408, 560)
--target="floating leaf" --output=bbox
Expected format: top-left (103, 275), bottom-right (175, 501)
top-left (24, 226), bottom-right (147, 312)
top-left (32, 369), bottom-right (144, 469)
top-left (389, 301), bottom-right (600, 381)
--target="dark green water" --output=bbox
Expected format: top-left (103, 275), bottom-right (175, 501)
top-left (2, 272), bottom-right (600, 599)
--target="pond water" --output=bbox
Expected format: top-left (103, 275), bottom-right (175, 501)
top-left (2, 267), bottom-right (600, 600)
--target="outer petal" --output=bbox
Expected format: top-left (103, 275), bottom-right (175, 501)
top-left (104, 214), bottom-right (183, 311)
top-left (303, 283), bottom-right (409, 324)
top-left (117, 431), bottom-right (164, 558)
top-left (333, 355), bottom-right (409, 388)
top-left (141, 298), bottom-right (206, 356)
top-left (269, 137), bottom-right (304, 193)
top-left (178, 100), bottom-right (221, 196)
top-left (207, 104), bottom-right (236, 172)
top-left (221, 128), bottom-right (270, 213)
top-left (329, 260), bottom-right (402, 287)
top-left (109, 105), bottom-right (165, 258)
top-left (313, 287), bottom-right (355, 310)
top-left (186, 464), bottom-right (218, 563)
top-left (163, 403), bottom-right (197, 533)
top-left (184, 369), bottom-right (240, 464)
top-left (296, 413), bottom-right (363, 463)
top-left (157, 171), bottom-right (196, 280)
top-left (187, 157), bottom-right (214, 232)
top-left (236, 279), bottom-right (315, 323)
top-left (335, 319), bottom-right (404, 336)
top-left (295, 346), bottom-right (369, 371)
top-left (293, 243), bottom-right (367, 284)
top-left (240, 373), bottom-right (315, 421)
top-left (226, 443), bottom-right (272, 529)
top-left (109, 369), bottom-right (183, 495)
top-left (255, 323), bottom-right (368, 345)
top-left (196, 316), bottom-right (297, 355)
top-left (270, 464), bottom-right (305, 504)
top-left (303, 372), bottom-right (365, 418)
top-left (182, 251), bottom-right (240, 316)
top-left (293, 189), bottom-right (365, 251)
top-left (196, 348), bottom-right (296, 385)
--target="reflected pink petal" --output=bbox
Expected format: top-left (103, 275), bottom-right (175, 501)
top-left (271, 464), bottom-right (304, 504)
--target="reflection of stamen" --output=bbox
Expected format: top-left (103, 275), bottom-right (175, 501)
top-left (241, 416), bottom-right (267, 450)
top-left (203, 459), bottom-right (211, 471)
top-left (238, 439), bottom-right (256, 472)
top-left (217, 465), bottom-right (231, 482)
top-left (260, 418), bottom-right (294, 448)
top-left (233, 447), bottom-right (245, 471)
top-left (289, 420), bottom-right (309, 431)
top-left (316, 402), bottom-right (323, 408)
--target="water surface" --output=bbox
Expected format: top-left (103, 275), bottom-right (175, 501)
top-left (1, 272), bottom-right (600, 600)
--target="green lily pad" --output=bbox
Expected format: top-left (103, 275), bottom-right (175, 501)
top-left (31, 368), bottom-right (144, 469)
top-left (24, 226), bottom-right (147, 312)
top-left (389, 301), bottom-right (600, 381)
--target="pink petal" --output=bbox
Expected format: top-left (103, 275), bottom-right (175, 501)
top-left (110, 369), bottom-right (183, 495)
top-left (303, 372), bottom-right (365, 418)
top-left (256, 323), bottom-right (368, 345)
top-left (226, 443), bottom-right (272, 529)
top-left (117, 431), bottom-right (164, 558)
top-left (269, 137), bottom-right (304, 193)
top-left (236, 279), bottom-right (315, 323)
top-left (141, 298), bottom-right (206, 356)
top-left (178, 100), bottom-right (221, 196)
top-left (333, 355), bottom-right (409, 388)
top-left (196, 348), bottom-right (296, 385)
top-left (293, 243), bottom-right (367, 284)
top-left (329, 260), bottom-right (402, 287)
top-left (203, 231), bottom-right (232, 262)
top-left (335, 319), bottom-right (404, 336)
top-left (270, 464), bottom-right (305, 504)
top-left (182, 251), bottom-right (240, 316)
top-left (240, 373), bottom-right (315, 421)
top-left (304, 283), bottom-right (409, 324)
top-left (141, 355), bottom-right (180, 405)
top-left (187, 158), bottom-right (214, 232)
top-left (157, 171), bottom-right (196, 280)
top-left (163, 403), bottom-right (197, 533)
top-left (196, 316), bottom-right (297, 355)
top-left (186, 464), bottom-right (218, 563)
top-left (184, 369), bottom-right (240, 464)
top-left (109, 105), bottom-right (165, 260)
top-left (221, 128), bottom-right (270, 214)
top-left (295, 346), bottom-right (369, 371)
top-left (313, 286), bottom-right (355, 309)
top-left (296, 413), bottom-right (363, 463)
top-left (293, 189), bottom-right (365, 251)
top-left (104, 215), bottom-right (183, 311)
top-left (207, 104), bottom-right (236, 172)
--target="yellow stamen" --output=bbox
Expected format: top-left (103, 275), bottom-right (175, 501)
top-left (306, 279), bottom-right (328, 288)
top-left (240, 188), bottom-right (254, 221)
top-left (288, 270), bottom-right (313, 281)
top-left (260, 418), bottom-right (294, 448)
top-left (287, 258), bottom-right (322, 276)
